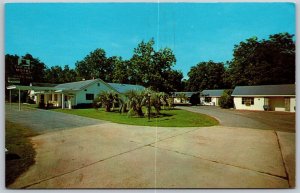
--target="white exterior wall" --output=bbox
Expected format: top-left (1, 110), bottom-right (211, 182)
top-left (174, 98), bottom-right (181, 103)
top-left (174, 98), bottom-right (189, 104)
top-left (75, 81), bottom-right (112, 104)
top-left (290, 97), bottom-right (296, 112)
top-left (201, 97), bottom-right (219, 106)
top-left (211, 97), bottom-right (219, 106)
top-left (234, 97), bottom-right (265, 111)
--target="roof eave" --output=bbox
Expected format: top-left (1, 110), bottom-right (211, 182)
top-left (232, 95), bottom-right (295, 97)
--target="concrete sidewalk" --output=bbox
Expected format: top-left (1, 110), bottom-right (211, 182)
top-left (9, 123), bottom-right (294, 188)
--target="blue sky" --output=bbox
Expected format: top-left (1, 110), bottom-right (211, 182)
top-left (5, 3), bottom-right (295, 79)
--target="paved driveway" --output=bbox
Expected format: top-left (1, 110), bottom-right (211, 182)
top-left (6, 104), bottom-right (107, 133)
top-left (179, 106), bottom-right (295, 133)
top-left (6, 105), bottom-right (295, 188)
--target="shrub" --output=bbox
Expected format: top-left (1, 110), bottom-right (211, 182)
top-left (219, 90), bottom-right (233, 109)
top-left (190, 93), bottom-right (200, 106)
top-left (38, 101), bottom-right (45, 109)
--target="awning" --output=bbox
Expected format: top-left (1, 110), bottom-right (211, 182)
top-left (7, 85), bottom-right (57, 91)
top-left (6, 85), bottom-right (78, 93)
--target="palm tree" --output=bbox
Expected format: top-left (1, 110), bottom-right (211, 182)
top-left (125, 90), bottom-right (146, 117)
top-left (97, 91), bottom-right (115, 112)
top-left (118, 94), bottom-right (129, 114)
top-left (158, 92), bottom-right (168, 110)
top-left (111, 93), bottom-right (120, 111)
top-left (167, 97), bottom-right (174, 109)
top-left (149, 92), bottom-right (162, 115)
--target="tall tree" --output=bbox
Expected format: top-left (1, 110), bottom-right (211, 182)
top-left (111, 57), bottom-right (129, 83)
top-left (187, 61), bottom-right (226, 91)
top-left (75, 48), bottom-right (113, 81)
top-left (5, 54), bottom-right (18, 84)
top-left (23, 54), bottom-right (47, 83)
top-left (5, 53), bottom-right (47, 85)
top-left (129, 39), bottom-right (156, 86)
top-left (162, 69), bottom-right (184, 92)
top-left (61, 65), bottom-right (78, 83)
top-left (44, 66), bottom-right (63, 83)
top-left (44, 65), bottom-right (78, 83)
top-left (227, 33), bottom-right (295, 87)
top-left (129, 38), bottom-right (180, 93)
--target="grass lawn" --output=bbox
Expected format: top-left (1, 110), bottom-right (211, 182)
top-left (53, 107), bottom-right (219, 127)
top-left (5, 120), bottom-right (38, 186)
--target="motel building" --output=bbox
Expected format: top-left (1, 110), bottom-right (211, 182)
top-left (7, 79), bottom-right (145, 110)
top-left (200, 89), bottom-right (225, 106)
top-left (231, 84), bottom-right (295, 112)
top-left (172, 92), bottom-right (199, 105)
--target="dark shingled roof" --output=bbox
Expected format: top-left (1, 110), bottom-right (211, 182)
top-left (232, 84), bottom-right (295, 96)
top-left (108, 83), bottom-right (145, 94)
top-left (201, 89), bottom-right (225, 97)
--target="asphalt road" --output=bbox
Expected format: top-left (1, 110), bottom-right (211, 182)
top-left (5, 104), bottom-right (107, 133)
top-left (178, 106), bottom-right (295, 133)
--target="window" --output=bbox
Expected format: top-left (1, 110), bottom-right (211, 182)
top-left (86, 94), bottom-right (94, 100)
top-left (97, 83), bottom-right (100, 86)
top-left (54, 94), bottom-right (58, 101)
top-left (205, 97), bottom-right (211, 102)
top-left (242, 97), bottom-right (254, 106)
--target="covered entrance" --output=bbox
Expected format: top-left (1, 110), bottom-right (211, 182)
top-left (6, 85), bottom-right (75, 110)
top-left (264, 97), bottom-right (292, 112)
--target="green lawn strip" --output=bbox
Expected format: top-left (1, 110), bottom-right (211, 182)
top-left (52, 108), bottom-right (218, 127)
top-left (5, 120), bottom-right (38, 186)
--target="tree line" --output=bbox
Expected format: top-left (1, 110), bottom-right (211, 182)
top-left (5, 32), bottom-right (295, 95)
top-left (186, 32), bottom-right (295, 91)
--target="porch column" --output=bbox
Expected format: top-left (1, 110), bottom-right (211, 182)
top-left (18, 89), bottom-right (21, 111)
top-left (44, 94), bottom-right (48, 105)
top-left (52, 93), bottom-right (55, 106)
top-left (57, 94), bottom-right (61, 107)
top-left (36, 94), bottom-right (40, 104)
top-left (61, 93), bottom-right (64, 109)
top-left (68, 98), bottom-right (72, 109)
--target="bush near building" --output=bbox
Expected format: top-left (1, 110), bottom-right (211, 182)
top-left (219, 89), bottom-right (234, 109)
